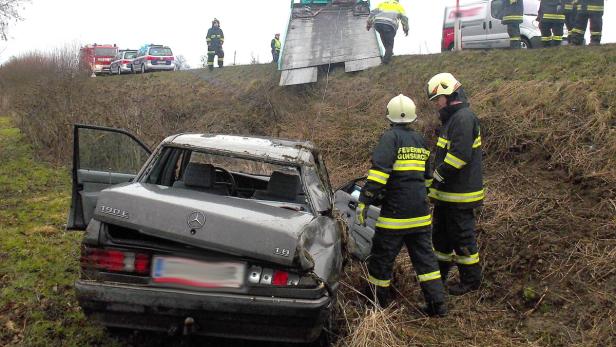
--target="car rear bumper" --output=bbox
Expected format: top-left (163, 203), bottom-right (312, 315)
top-left (75, 280), bottom-right (331, 343)
top-left (145, 62), bottom-right (175, 71)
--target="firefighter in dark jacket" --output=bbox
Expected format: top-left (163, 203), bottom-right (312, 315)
top-left (563, 0), bottom-right (578, 39)
top-left (358, 94), bottom-right (447, 316)
top-left (271, 33), bottom-right (281, 64)
top-left (426, 73), bottom-right (483, 296)
top-left (570, 0), bottom-right (604, 45)
top-left (538, 0), bottom-right (565, 47)
top-left (501, 0), bottom-right (524, 49)
top-left (206, 18), bottom-right (224, 71)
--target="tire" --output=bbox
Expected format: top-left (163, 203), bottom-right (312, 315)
top-left (141, 64), bottom-right (146, 74)
top-left (117, 65), bottom-right (122, 75)
top-left (521, 37), bottom-right (531, 49)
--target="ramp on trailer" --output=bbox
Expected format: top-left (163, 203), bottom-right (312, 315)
top-left (279, 0), bottom-right (382, 86)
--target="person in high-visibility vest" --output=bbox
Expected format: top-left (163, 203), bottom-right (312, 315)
top-left (366, 0), bottom-right (409, 64)
top-left (271, 33), bottom-right (282, 64)
top-left (206, 18), bottom-right (225, 71)
top-left (570, 0), bottom-right (604, 45)
top-left (501, 0), bottom-right (524, 49)
top-left (538, 0), bottom-right (566, 47)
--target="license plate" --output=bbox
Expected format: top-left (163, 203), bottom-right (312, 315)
top-left (152, 256), bottom-right (245, 288)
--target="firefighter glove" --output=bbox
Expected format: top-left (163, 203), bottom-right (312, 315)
top-left (357, 203), bottom-right (368, 226)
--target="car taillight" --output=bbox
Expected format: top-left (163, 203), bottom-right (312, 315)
top-left (146, 56), bottom-right (156, 61)
top-left (121, 60), bottom-right (130, 64)
top-left (81, 247), bottom-right (150, 275)
top-left (247, 266), bottom-right (300, 287)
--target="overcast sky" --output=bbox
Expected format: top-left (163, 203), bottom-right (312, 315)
top-left (0, 0), bottom-right (613, 67)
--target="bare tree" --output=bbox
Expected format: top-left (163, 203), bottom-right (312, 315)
top-left (1, 0), bottom-right (29, 41)
top-left (175, 54), bottom-right (190, 70)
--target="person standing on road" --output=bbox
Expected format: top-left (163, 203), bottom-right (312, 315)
top-left (569, 0), bottom-right (604, 45)
top-left (538, 0), bottom-right (566, 47)
top-left (366, 0), bottom-right (409, 64)
top-left (357, 94), bottom-right (447, 317)
top-left (426, 73), bottom-right (484, 296)
top-left (206, 18), bottom-right (225, 71)
top-left (271, 33), bottom-right (282, 64)
top-left (501, 0), bottom-right (524, 49)
top-left (563, 0), bottom-right (579, 41)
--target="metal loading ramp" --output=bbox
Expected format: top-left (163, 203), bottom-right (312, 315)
top-left (279, 0), bottom-right (382, 86)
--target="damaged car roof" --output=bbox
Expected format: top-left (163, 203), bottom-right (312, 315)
top-left (165, 134), bottom-right (317, 164)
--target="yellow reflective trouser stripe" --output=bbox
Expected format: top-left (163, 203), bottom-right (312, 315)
top-left (418, 271), bottom-right (442, 283)
top-left (590, 32), bottom-right (602, 35)
top-left (208, 51), bottom-right (215, 54)
top-left (393, 160), bottom-right (425, 171)
top-left (367, 169), bottom-right (389, 185)
top-left (564, 4), bottom-right (573, 10)
top-left (435, 250), bottom-right (454, 262)
top-left (503, 15), bottom-right (523, 21)
top-left (444, 153), bottom-right (467, 169)
top-left (425, 179), bottom-right (433, 187)
top-left (376, 215), bottom-right (432, 229)
top-left (510, 36), bottom-right (521, 41)
top-left (455, 253), bottom-right (480, 265)
top-left (543, 14), bottom-right (565, 20)
top-left (429, 189), bottom-right (485, 203)
top-left (541, 37), bottom-right (552, 41)
top-left (553, 36), bottom-right (563, 40)
top-left (368, 275), bottom-right (390, 287)
top-left (586, 5), bottom-right (603, 11)
top-left (436, 137), bottom-right (450, 149)
top-left (570, 28), bottom-right (584, 34)
top-left (472, 136), bottom-right (481, 148)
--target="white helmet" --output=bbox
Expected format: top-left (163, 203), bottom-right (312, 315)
top-left (386, 94), bottom-right (417, 123)
top-left (427, 72), bottom-right (461, 100)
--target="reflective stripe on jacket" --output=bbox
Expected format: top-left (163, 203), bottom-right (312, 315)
top-left (368, 0), bottom-right (409, 32)
top-left (359, 124), bottom-right (432, 233)
top-left (206, 27), bottom-right (225, 48)
top-left (578, 0), bottom-right (604, 13)
top-left (539, 0), bottom-right (565, 22)
top-left (502, 0), bottom-right (524, 24)
top-left (430, 104), bottom-right (484, 209)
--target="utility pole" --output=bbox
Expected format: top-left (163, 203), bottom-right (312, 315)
top-left (454, 0), bottom-right (462, 51)
top-left (233, 51), bottom-right (237, 66)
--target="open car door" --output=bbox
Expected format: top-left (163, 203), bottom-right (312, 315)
top-left (67, 124), bottom-right (151, 230)
top-left (334, 177), bottom-right (380, 261)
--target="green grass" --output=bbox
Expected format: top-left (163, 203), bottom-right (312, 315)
top-left (0, 117), bottom-right (118, 346)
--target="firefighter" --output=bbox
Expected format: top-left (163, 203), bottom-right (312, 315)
top-left (501, 0), bottom-right (524, 49)
top-left (570, 0), bottom-right (604, 45)
top-left (563, 0), bottom-right (578, 40)
top-left (357, 94), bottom-right (447, 317)
top-left (426, 73), bottom-right (484, 296)
top-left (538, 0), bottom-right (565, 47)
top-left (366, 0), bottom-right (409, 64)
top-left (206, 18), bottom-right (225, 71)
top-left (271, 33), bottom-right (282, 64)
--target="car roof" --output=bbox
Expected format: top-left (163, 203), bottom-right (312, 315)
top-left (165, 134), bottom-right (317, 165)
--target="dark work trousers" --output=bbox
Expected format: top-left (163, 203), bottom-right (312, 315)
top-left (432, 206), bottom-right (481, 286)
top-left (368, 229), bottom-right (445, 305)
top-left (539, 21), bottom-right (564, 47)
top-left (374, 23), bottom-right (396, 64)
top-left (507, 23), bottom-right (521, 48)
top-left (565, 11), bottom-right (577, 36)
top-left (207, 46), bottom-right (224, 69)
top-left (573, 12), bottom-right (603, 44)
top-left (272, 50), bottom-right (280, 63)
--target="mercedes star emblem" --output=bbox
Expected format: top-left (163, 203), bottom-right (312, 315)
top-left (187, 211), bottom-right (206, 229)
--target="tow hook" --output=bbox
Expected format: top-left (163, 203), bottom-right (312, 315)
top-left (183, 317), bottom-right (195, 336)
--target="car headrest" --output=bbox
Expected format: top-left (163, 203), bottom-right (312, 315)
top-left (267, 170), bottom-right (302, 200)
top-left (183, 163), bottom-right (216, 189)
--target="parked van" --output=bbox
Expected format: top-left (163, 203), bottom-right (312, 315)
top-left (442, 0), bottom-right (543, 51)
top-left (131, 44), bottom-right (176, 74)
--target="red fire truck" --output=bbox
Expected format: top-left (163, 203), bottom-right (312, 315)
top-left (79, 44), bottom-right (119, 75)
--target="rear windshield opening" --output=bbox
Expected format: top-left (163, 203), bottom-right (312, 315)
top-left (149, 47), bottom-right (173, 56)
top-left (144, 147), bottom-right (308, 209)
top-left (124, 52), bottom-right (137, 59)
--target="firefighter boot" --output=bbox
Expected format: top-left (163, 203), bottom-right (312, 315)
top-left (438, 261), bottom-right (453, 286)
top-left (362, 284), bottom-right (391, 308)
top-left (420, 301), bottom-right (448, 317)
top-left (448, 264), bottom-right (481, 296)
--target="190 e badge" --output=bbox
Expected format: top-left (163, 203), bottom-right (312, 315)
top-left (100, 205), bottom-right (129, 219)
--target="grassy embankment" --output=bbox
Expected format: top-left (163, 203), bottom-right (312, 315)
top-left (0, 44), bottom-right (615, 346)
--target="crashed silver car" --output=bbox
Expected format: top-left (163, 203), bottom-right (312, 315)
top-left (68, 124), bottom-right (365, 343)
